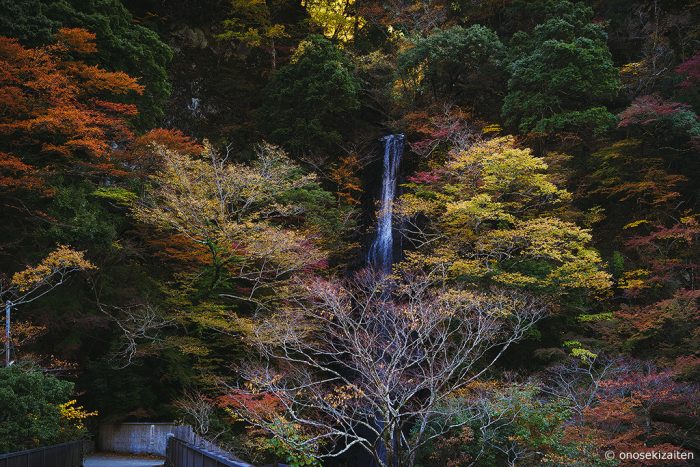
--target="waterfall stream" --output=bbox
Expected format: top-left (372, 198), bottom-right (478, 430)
top-left (368, 134), bottom-right (404, 273)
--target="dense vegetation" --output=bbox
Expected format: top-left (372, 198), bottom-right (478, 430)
top-left (0, 0), bottom-right (698, 465)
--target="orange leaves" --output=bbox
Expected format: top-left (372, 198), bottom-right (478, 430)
top-left (0, 28), bottom-right (142, 194)
top-left (64, 62), bottom-right (143, 95)
top-left (329, 153), bottom-right (362, 206)
top-left (0, 152), bottom-right (41, 191)
top-left (121, 128), bottom-right (204, 173)
top-left (54, 28), bottom-right (98, 54)
top-left (11, 245), bottom-right (95, 293)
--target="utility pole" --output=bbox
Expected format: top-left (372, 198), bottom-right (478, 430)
top-left (4, 300), bottom-right (10, 367)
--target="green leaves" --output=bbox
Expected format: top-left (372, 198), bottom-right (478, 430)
top-left (0, 0), bottom-right (172, 128)
top-left (258, 35), bottom-right (360, 154)
top-left (396, 25), bottom-right (505, 110)
top-left (501, 1), bottom-right (619, 136)
top-left (0, 366), bottom-right (76, 452)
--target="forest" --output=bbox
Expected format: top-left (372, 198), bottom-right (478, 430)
top-left (0, 0), bottom-right (699, 465)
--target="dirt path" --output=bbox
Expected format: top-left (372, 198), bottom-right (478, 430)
top-left (83, 453), bottom-right (165, 466)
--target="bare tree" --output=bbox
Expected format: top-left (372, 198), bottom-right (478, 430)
top-left (175, 391), bottom-right (217, 437)
top-left (96, 301), bottom-right (174, 368)
top-left (227, 269), bottom-right (546, 466)
top-left (542, 355), bottom-right (622, 423)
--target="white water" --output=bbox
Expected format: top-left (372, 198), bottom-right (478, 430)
top-left (368, 134), bottom-right (404, 273)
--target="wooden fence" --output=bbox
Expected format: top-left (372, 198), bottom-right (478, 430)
top-left (0, 441), bottom-right (83, 467)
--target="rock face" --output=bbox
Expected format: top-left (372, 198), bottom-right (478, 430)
top-left (123, 0), bottom-right (309, 143)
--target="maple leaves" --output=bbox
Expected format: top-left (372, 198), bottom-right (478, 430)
top-left (0, 28), bottom-right (142, 194)
top-left (398, 135), bottom-right (611, 296)
top-left (133, 142), bottom-right (333, 308)
top-left (576, 365), bottom-right (699, 465)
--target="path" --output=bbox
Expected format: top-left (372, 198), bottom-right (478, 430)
top-left (84, 453), bottom-right (165, 466)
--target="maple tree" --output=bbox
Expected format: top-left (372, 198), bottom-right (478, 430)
top-left (0, 0), bottom-right (172, 128)
top-left (397, 135), bottom-right (611, 297)
top-left (0, 28), bottom-right (143, 195)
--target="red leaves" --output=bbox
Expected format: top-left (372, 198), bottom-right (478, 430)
top-left (218, 390), bottom-right (283, 422)
top-left (675, 51), bottom-right (700, 89)
top-left (626, 220), bottom-right (700, 249)
top-left (618, 94), bottom-right (690, 128)
top-left (406, 169), bottom-right (443, 184)
top-left (574, 364), bottom-right (700, 466)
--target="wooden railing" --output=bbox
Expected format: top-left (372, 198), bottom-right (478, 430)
top-left (165, 436), bottom-right (254, 467)
top-left (0, 441), bottom-right (83, 467)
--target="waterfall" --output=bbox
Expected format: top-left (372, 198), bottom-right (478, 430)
top-left (368, 134), bottom-right (404, 273)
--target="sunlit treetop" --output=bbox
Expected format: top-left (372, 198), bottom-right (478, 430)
top-left (398, 136), bottom-right (611, 296)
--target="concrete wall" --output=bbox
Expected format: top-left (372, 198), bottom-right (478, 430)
top-left (98, 423), bottom-right (187, 456)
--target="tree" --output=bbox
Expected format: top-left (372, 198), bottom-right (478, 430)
top-left (414, 381), bottom-right (605, 466)
top-left (218, 0), bottom-right (295, 71)
top-left (0, 0), bottom-right (172, 128)
top-left (548, 358), bottom-right (700, 463)
top-left (258, 35), bottom-right (360, 155)
top-left (303, 0), bottom-right (363, 42)
top-left (397, 136), bottom-right (611, 298)
top-left (0, 365), bottom-right (96, 452)
top-left (224, 269), bottom-right (545, 466)
top-left (501, 1), bottom-right (620, 136)
top-left (133, 142), bottom-right (341, 310)
top-left (396, 25), bottom-right (505, 111)
top-left (1, 246), bottom-right (95, 366)
top-left (0, 28), bottom-right (143, 196)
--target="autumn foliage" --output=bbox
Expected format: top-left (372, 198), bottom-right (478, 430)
top-left (0, 28), bottom-right (142, 194)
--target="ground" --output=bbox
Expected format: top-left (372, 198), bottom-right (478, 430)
top-left (84, 453), bottom-right (165, 466)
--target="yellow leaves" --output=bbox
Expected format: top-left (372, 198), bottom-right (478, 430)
top-left (448, 259), bottom-right (489, 278)
top-left (134, 142), bottom-right (327, 283)
top-left (617, 269), bottom-right (651, 290)
top-left (547, 260), bottom-right (613, 295)
top-left (563, 340), bottom-right (597, 363)
top-left (11, 245), bottom-right (95, 293)
top-left (478, 218), bottom-right (593, 262)
top-left (623, 219), bottom-right (650, 229)
top-left (473, 217), bottom-right (611, 293)
top-left (323, 384), bottom-right (365, 408)
top-left (493, 272), bottom-right (543, 288)
top-left (395, 192), bottom-right (440, 218)
top-left (620, 61), bottom-right (644, 76)
top-left (303, 0), bottom-right (364, 42)
top-left (166, 336), bottom-right (211, 356)
top-left (482, 123), bottom-right (502, 135)
top-left (58, 400), bottom-right (97, 431)
top-left (445, 194), bottom-right (515, 230)
top-left (399, 135), bottom-right (612, 298)
top-left (443, 136), bottom-right (571, 212)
